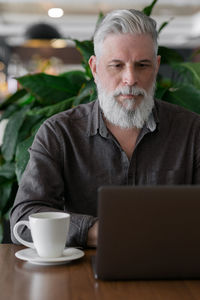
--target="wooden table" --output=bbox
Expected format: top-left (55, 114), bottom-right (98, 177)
top-left (1, 244), bottom-right (200, 300)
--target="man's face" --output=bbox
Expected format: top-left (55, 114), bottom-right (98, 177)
top-left (89, 33), bottom-right (160, 110)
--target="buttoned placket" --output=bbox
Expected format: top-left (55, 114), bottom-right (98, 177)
top-left (93, 100), bottom-right (158, 186)
top-left (115, 113), bottom-right (158, 185)
top-left (128, 126), bottom-right (152, 185)
top-left (99, 120), bottom-right (154, 186)
top-left (129, 111), bottom-right (158, 184)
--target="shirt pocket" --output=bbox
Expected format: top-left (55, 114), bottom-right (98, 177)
top-left (146, 169), bottom-right (186, 185)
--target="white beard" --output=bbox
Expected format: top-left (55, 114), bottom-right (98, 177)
top-left (97, 82), bottom-right (155, 129)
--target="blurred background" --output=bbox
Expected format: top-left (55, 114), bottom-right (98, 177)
top-left (0, 0), bottom-right (200, 101)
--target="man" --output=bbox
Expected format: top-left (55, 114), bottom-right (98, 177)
top-left (10, 9), bottom-right (200, 248)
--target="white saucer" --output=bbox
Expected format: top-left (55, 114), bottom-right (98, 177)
top-left (15, 247), bottom-right (84, 265)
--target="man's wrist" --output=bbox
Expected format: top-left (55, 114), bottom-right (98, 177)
top-left (87, 220), bottom-right (99, 247)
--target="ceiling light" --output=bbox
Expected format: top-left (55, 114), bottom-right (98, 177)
top-left (48, 8), bottom-right (64, 18)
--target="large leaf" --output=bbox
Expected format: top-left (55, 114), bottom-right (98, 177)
top-left (73, 39), bottom-right (94, 79)
top-left (158, 18), bottom-right (173, 34)
top-left (0, 180), bottom-right (13, 211)
top-left (28, 96), bottom-right (75, 118)
top-left (31, 118), bottom-right (47, 135)
top-left (0, 162), bottom-right (15, 179)
top-left (155, 84), bottom-right (170, 100)
top-left (15, 135), bottom-right (35, 183)
top-left (16, 92), bottom-right (35, 107)
top-left (172, 62), bottom-right (200, 89)
top-left (191, 49), bottom-right (200, 60)
top-left (163, 84), bottom-right (200, 114)
top-left (73, 39), bottom-right (94, 64)
top-left (0, 91), bottom-right (34, 121)
top-left (158, 46), bottom-right (184, 65)
top-left (0, 89), bottom-right (27, 110)
top-left (73, 80), bottom-right (96, 106)
top-left (59, 70), bottom-right (88, 93)
top-left (95, 12), bottom-right (104, 29)
top-left (142, 0), bottom-right (158, 16)
top-left (0, 176), bottom-right (8, 185)
top-left (1, 106), bottom-right (29, 162)
top-left (17, 115), bottom-right (43, 142)
top-left (17, 73), bottom-right (79, 105)
top-left (2, 181), bottom-right (18, 218)
top-left (0, 104), bottom-right (20, 121)
top-left (0, 221), bottom-right (3, 242)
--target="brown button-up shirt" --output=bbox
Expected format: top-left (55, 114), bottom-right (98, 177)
top-left (10, 99), bottom-right (200, 247)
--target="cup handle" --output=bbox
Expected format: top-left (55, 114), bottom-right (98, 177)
top-left (13, 220), bottom-right (35, 249)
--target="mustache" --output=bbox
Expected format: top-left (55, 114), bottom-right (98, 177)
top-left (113, 86), bottom-right (147, 97)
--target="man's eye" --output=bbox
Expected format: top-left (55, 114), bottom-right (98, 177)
top-left (110, 64), bottom-right (122, 68)
top-left (139, 63), bottom-right (149, 68)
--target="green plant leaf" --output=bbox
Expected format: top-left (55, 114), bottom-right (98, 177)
top-left (0, 221), bottom-right (3, 243)
top-left (92, 11), bottom-right (104, 39)
top-left (163, 84), bottom-right (200, 114)
top-left (3, 206), bottom-right (12, 220)
top-left (158, 46), bottom-right (184, 64)
top-left (155, 84), bottom-right (169, 100)
top-left (17, 114), bottom-right (43, 142)
top-left (0, 162), bottom-right (15, 179)
top-left (31, 118), bottom-right (47, 135)
top-left (142, 0), bottom-right (158, 16)
top-left (1, 106), bottom-right (29, 162)
top-left (17, 73), bottom-right (79, 105)
top-left (172, 62), bottom-right (200, 89)
top-left (73, 39), bottom-right (94, 64)
top-left (73, 80), bottom-right (96, 106)
top-left (0, 89), bottom-right (27, 110)
top-left (59, 70), bottom-right (88, 93)
top-left (0, 155), bottom-right (4, 166)
top-left (158, 18), bottom-right (173, 34)
top-left (0, 104), bottom-right (20, 121)
top-left (2, 180), bottom-right (18, 218)
top-left (0, 176), bottom-right (7, 185)
top-left (96, 12), bottom-right (104, 28)
top-left (15, 135), bottom-right (35, 183)
top-left (28, 96), bottom-right (75, 118)
top-left (0, 180), bottom-right (13, 211)
top-left (17, 93), bottom-right (35, 107)
top-left (190, 49), bottom-right (200, 60)
top-left (73, 39), bottom-right (94, 78)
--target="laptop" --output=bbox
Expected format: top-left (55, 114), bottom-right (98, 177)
top-left (93, 185), bottom-right (200, 280)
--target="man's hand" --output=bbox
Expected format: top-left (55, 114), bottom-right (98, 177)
top-left (87, 221), bottom-right (99, 247)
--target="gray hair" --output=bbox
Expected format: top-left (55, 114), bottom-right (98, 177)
top-left (93, 9), bottom-right (158, 58)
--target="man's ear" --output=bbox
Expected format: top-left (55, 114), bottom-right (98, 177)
top-left (156, 55), bottom-right (161, 74)
top-left (89, 55), bottom-right (98, 83)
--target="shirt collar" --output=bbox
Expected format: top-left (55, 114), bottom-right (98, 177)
top-left (87, 100), bottom-right (106, 137)
top-left (146, 111), bottom-right (156, 132)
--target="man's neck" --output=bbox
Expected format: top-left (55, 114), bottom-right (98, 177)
top-left (104, 118), bottom-right (141, 160)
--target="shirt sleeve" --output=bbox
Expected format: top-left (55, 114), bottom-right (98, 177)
top-left (10, 119), bottom-right (98, 248)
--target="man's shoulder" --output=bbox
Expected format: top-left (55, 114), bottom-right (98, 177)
top-left (45, 100), bottom-right (98, 125)
top-left (155, 99), bottom-right (200, 123)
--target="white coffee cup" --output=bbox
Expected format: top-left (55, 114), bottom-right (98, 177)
top-left (13, 212), bottom-right (70, 258)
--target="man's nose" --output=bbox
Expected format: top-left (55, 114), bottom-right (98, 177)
top-left (122, 67), bottom-right (138, 86)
